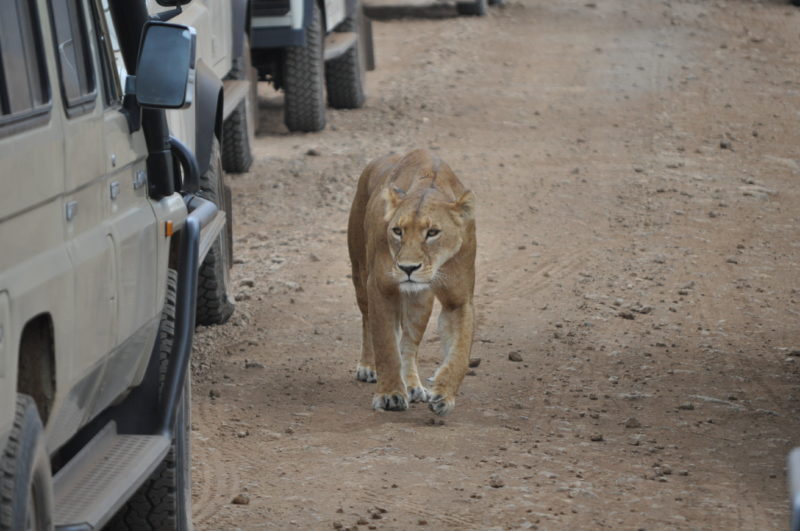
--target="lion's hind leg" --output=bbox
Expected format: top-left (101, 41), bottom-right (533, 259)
top-left (356, 315), bottom-right (377, 383)
top-left (400, 290), bottom-right (435, 403)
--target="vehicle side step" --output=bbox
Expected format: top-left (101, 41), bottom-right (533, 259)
top-left (53, 422), bottom-right (170, 530)
top-left (324, 31), bottom-right (357, 62)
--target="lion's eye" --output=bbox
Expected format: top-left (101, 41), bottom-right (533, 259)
top-left (392, 227), bottom-right (402, 237)
top-left (426, 229), bottom-right (440, 239)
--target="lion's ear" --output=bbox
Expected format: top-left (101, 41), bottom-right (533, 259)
top-left (382, 186), bottom-right (406, 220)
top-left (453, 190), bottom-right (475, 221)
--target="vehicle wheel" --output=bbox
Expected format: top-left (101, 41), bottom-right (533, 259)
top-left (325, 7), bottom-right (366, 109)
top-left (283, 3), bottom-right (326, 132)
top-left (0, 394), bottom-right (54, 531)
top-left (222, 38), bottom-right (256, 173)
top-left (109, 270), bottom-right (192, 530)
top-left (196, 139), bottom-right (235, 325)
top-left (457, 0), bottom-right (487, 15)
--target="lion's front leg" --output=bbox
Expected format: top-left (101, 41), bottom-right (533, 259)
top-left (368, 283), bottom-right (408, 411)
top-left (430, 302), bottom-right (474, 416)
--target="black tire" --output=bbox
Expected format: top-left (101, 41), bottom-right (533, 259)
top-left (109, 270), bottom-right (192, 530)
top-left (0, 394), bottom-right (54, 531)
top-left (222, 38), bottom-right (256, 173)
top-left (283, 3), bottom-right (326, 132)
top-left (196, 139), bottom-right (235, 326)
top-left (325, 8), bottom-right (366, 109)
top-left (457, 0), bottom-right (487, 15)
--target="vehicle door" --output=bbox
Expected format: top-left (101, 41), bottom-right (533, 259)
top-left (85, 0), bottom-right (161, 418)
top-left (48, 0), bottom-right (117, 430)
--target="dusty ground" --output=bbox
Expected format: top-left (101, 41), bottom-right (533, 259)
top-left (189, 0), bottom-right (800, 528)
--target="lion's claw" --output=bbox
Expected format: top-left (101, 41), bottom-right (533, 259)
top-left (372, 393), bottom-right (409, 411)
top-left (428, 394), bottom-right (455, 416)
top-left (408, 386), bottom-right (430, 403)
top-left (356, 364), bottom-right (377, 383)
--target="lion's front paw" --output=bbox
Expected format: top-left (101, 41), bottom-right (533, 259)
top-left (428, 394), bottom-right (455, 416)
top-left (356, 364), bottom-right (377, 383)
top-left (372, 393), bottom-right (409, 411)
top-left (408, 386), bottom-right (430, 403)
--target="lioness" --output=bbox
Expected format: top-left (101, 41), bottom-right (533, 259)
top-left (347, 149), bottom-right (476, 415)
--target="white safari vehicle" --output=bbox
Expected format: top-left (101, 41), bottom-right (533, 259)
top-left (0, 0), bottom-right (232, 528)
top-left (250, 0), bottom-right (376, 132)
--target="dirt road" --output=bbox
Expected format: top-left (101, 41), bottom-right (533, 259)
top-left (189, 0), bottom-right (800, 528)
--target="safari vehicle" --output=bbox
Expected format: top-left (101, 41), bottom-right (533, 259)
top-left (250, 0), bottom-right (376, 132)
top-left (148, 0), bottom-right (257, 177)
top-left (0, 0), bottom-right (233, 528)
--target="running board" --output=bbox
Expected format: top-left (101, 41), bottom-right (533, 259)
top-left (324, 31), bottom-right (357, 62)
top-left (53, 422), bottom-right (170, 530)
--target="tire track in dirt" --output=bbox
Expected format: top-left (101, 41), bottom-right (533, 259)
top-left (356, 491), bottom-right (478, 529)
top-left (191, 397), bottom-right (243, 526)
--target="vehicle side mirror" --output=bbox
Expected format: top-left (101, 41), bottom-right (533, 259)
top-left (127, 21), bottom-right (196, 109)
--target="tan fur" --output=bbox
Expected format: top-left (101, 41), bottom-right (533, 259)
top-left (347, 149), bottom-right (476, 415)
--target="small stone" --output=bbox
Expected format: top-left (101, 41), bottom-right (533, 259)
top-left (209, 389), bottom-right (221, 399)
top-left (418, 519), bottom-right (428, 526)
top-left (618, 311), bottom-right (635, 320)
top-left (790, 349), bottom-right (800, 357)
top-left (624, 417), bottom-right (642, 429)
top-left (508, 351), bottom-right (524, 362)
top-left (466, 370), bottom-right (477, 376)
top-left (469, 358), bottom-right (482, 368)
top-left (590, 433), bottom-right (604, 442)
top-left (245, 361), bottom-right (265, 369)
top-left (489, 474), bottom-right (505, 488)
top-left (232, 494), bottom-right (250, 505)
top-left (678, 403), bottom-right (695, 410)
top-left (720, 140), bottom-right (732, 150)
top-left (236, 430), bottom-right (249, 438)
top-left (356, 517), bottom-right (369, 525)
top-left (239, 278), bottom-right (255, 287)
top-left (333, 522), bottom-right (343, 530)
top-left (306, 148), bottom-right (321, 156)
top-left (726, 257), bottom-right (738, 264)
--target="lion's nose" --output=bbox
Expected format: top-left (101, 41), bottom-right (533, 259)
top-left (398, 263), bottom-right (421, 277)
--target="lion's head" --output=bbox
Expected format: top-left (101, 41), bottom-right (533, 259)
top-left (382, 186), bottom-right (475, 292)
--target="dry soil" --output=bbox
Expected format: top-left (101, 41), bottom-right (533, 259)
top-left (189, 0), bottom-right (800, 528)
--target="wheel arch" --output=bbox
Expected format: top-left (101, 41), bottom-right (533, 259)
top-left (17, 313), bottom-right (56, 425)
top-left (193, 61), bottom-right (224, 178)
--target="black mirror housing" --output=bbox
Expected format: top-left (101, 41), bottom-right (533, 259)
top-left (129, 21), bottom-right (196, 109)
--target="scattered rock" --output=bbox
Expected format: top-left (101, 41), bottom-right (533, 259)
top-left (245, 361), bottom-right (265, 369)
top-left (590, 433), bottom-right (604, 442)
top-left (356, 517), bottom-right (369, 525)
top-left (333, 522), bottom-right (343, 530)
top-left (624, 417), bottom-right (642, 429)
top-left (618, 311), bottom-right (635, 320)
top-left (232, 494), bottom-right (250, 505)
top-left (469, 358), bottom-right (482, 368)
top-left (239, 278), bottom-right (255, 288)
top-left (678, 403), bottom-right (695, 411)
top-left (418, 519), bottom-right (428, 526)
top-left (306, 148), bottom-right (321, 156)
top-left (489, 474), bottom-right (505, 488)
top-left (508, 351), bottom-right (524, 362)
top-left (209, 389), bottom-right (221, 399)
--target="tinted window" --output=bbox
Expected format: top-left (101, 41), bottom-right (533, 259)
top-left (0, 0), bottom-right (50, 123)
top-left (49, 0), bottom-right (96, 113)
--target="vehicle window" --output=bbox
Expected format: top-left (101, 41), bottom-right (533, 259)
top-left (89, 0), bottom-right (122, 106)
top-left (48, 0), bottom-right (97, 114)
top-left (0, 0), bottom-right (51, 125)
